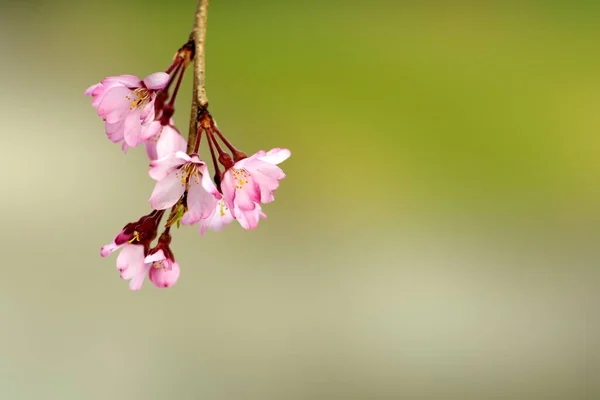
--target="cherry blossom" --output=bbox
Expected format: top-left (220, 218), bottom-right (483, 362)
top-left (221, 148), bottom-right (290, 216)
top-left (145, 249), bottom-right (180, 288)
top-left (85, 72), bottom-right (170, 149)
top-left (148, 152), bottom-right (219, 223)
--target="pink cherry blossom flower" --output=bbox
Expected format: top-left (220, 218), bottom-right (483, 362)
top-left (221, 148), bottom-right (290, 216)
top-left (145, 249), bottom-right (180, 288)
top-left (85, 72), bottom-right (170, 149)
top-left (148, 151), bottom-right (219, 223)
top-left (116, 244), bottom-right (151, 291)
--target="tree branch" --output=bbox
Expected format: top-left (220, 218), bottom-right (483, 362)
top-left (187, 0), bottom-right (209, 154)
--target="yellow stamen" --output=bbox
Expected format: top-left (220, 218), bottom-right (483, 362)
top-left (232, 168), bottom-right (250, 189)
top-left (128, 231), bottom-right (140, 243)
top-left (125, 88), bottom-right (151, 110)
top-left (176, 163), bottom-right (201, 186)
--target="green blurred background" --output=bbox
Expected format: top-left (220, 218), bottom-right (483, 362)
top-left (0, 1), bottom-right (597, 399)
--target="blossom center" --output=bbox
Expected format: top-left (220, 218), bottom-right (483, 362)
top-left (152, 260), bottom-right (172, 270)
top-left (177, 163), bottom-right (201, 186)
top-left (232, 168), bottom-right (250, 189)
top-left (126, 88), bottom-right (151, 110)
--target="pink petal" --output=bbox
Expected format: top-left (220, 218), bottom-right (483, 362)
top-left (144, 249), bottom-right (166, 264)
top-left (85, 83), bottom-right (101, 96)
top-left (141, 120), bottom-right (162, 141)
top-left (175, 151), bottom-right (193, 163)
top-left (139, 100), bottom-right (156, 125)
top-left (148, 169), bottom-right (186, 210)
top-left (90, 81), bottom-right (126, 108)
top-left (145, 140), bottom-right (158, 160)
top-left (116, 245), bottom-right (149, 290)
top-left (250, 167), bottom-right (284, 203)
top-left (97, 86), bottom-right (132, 123)
top-left (105, 120), bottom-right (125, 143)
top-left (123, 108), bottom-right (144, 147)
top-left (149, 154), bottom-right (186, 181)
top-left (185, 177), bottom-right (219, 224)
top-left (103, 74), bottom-right (142, 88)
top-left (197, 200), bottom-right (234, 235)
top-left (235, 183), bottom-right (259, 211)
top-left (128, 264), bottom-right (151, 291)
top-left (101, 242), bottom-right (122, 257)
top-left (156, 126), bottom-right (187, 158)
top-left (143, 72), bottom-right (170, 90)
top-left (220, 171), bottom-right (237, 215)
top-left (201, 165), bottom-right (220, 197)
top-left (259, 148), bottom-right (291, 165)
top-left (251, 161), bottom-right (286, 180)
top-left (235, 204), bottom-right (267, 230)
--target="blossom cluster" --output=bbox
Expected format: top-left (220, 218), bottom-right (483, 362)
top-left (86, 44), bottom-right (290, 290)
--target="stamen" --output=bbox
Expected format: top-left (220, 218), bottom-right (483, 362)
top-left (218, 200), bottom-right (228, 217)
top-left (176, 163), bottom-right (202, 186)
top-left (128, 231), bottom-right (141, 243)
top-left (231, 168), bottom-right (250, 189)
top-left (125, 88), bottom-right (151, 110)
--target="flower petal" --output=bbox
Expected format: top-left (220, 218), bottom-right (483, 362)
top-left (149, 154), bottom-right (186, 181)
top-left (105, 120), bottom-right (125, 143)
top-left (235, 203), bottom-right (267, 230)
top-left (123, 108), bottom-right (144, 147)
top-left (143, 72), bottom-right (170, 90)
top-left (156, 126), bottom-right (187, 158)
top-left (145, 140), bottom-right (158, 160)
top-left (97, 86), bottom-right (132, 123)
top-left (128, 264), bottom-right (151, 291)
top-left (85, 83), bottom-right (101, 96)
top-left (103, 74), bottom-right (142, 88)
top-left (197, 200), bottom-right (234, 235)
top-left (220, 170), bottom-right (237, 215)
top-left (148, 169), bottom-right (186, 210)
top-left (259, 148), bottom-right (291, 165)
top-left (141, 120), bottom-right (162, 141)
top-left (116, 245), bottom-right (149, 291)
top-left (101, 242), bottom-right (122, 257)
top-left (144, 249), bottom-right (166, 264)
top-left (185, 175), bottom-right (219, 224)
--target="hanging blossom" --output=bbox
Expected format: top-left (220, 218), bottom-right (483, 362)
top-left (85, 73), bottom-right (169, 149)
top-left (144, 231), bottom-right (180, 288)
top-left (100, 211), bottom-right (181, 290)
top-left (148, 151), bottom-right (220, 223)
top-left (85, 44), bottom-right (191, 157)
top-left (89, 19), bottom-right (291, 290)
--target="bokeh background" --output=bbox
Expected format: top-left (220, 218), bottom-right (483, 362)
top-left (0, 1), bottom-right (597, 399)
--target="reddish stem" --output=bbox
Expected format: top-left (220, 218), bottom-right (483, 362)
top-left (206, 131), bottom-right (222, 178)
top-left (193, 126), bottom-right (203, 154)
top-left (167, 64), bottom-right (186, 107)
top-left (211, 125), bottom-right (241, 155)
top-left (165, 58), bottom-right (181, 74)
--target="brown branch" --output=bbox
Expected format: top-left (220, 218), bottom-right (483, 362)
top-left (187, 0), bottom-right (209, 154)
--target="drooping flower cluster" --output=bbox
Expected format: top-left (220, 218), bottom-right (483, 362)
top-left (87, 42), bottom-right (290, 290)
